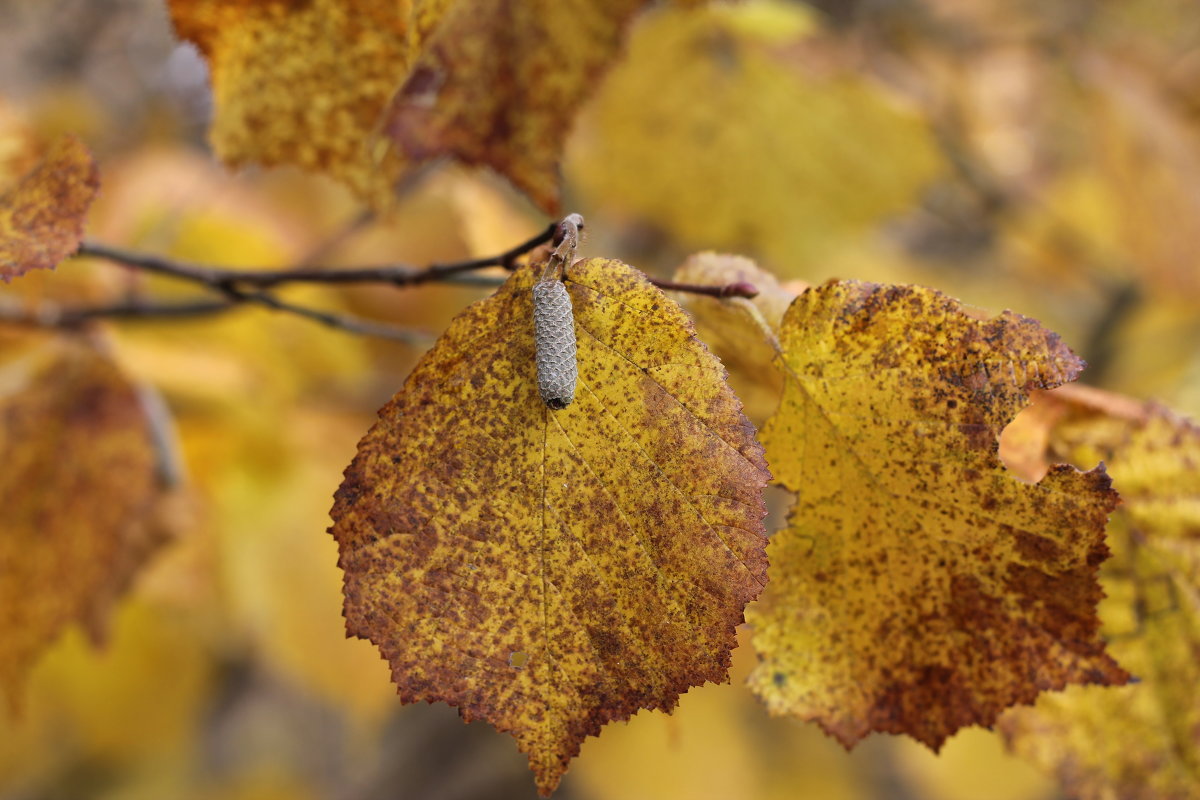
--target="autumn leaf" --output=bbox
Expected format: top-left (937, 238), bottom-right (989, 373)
top-left (746, 281), bottom-right (1128, 750)
top-left (998, 387), bottom-right (1200, 800)
top-left (0, 328), bottom-right (173, 706)
top-left (567, 1), bottom-right (942, 267)
top-left (386, 0), bottom-right (651, 212)
top-left (0, 135), bottom-right (98, 282)
top-left (329, 256), bottom-right (769, 795)
top-left (669, 252), bottom-right (802, 424)
top-left (168, 0), bottom-right (451, 202)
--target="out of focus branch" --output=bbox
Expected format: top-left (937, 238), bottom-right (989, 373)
top-left (0, 294), bottom-right (432, 343)
top-left (76, 220), bottom-right (560, 290)
top-left (2, 217), bottom-right (759, 339)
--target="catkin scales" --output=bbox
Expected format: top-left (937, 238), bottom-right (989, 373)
top-left (532, 279), bottom-right (577, 409)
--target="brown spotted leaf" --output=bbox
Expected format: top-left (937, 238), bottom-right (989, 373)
top-left (168, 0), bottom-right (452, 202)
top-left (0, 328), bottom-right (173, 706)
top-left (386, 0), bottom-right (651, 212)
top-left (0, 135), bottom-right (98, 281)
top-left (330, 257), bottom-right (769, 795)
top-left (999, 388), bottom-right (1200, 800)
top-left (747, 281), bottom-right (1129, 750)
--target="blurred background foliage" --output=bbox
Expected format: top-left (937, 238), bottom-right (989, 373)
top-left (0, 0), bottom-right (1197, 798)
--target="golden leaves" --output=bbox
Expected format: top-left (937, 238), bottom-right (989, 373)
top-left (0, 329), bottom-right (173, 705)
top-left (999, 388), bottom-right (1200, 800)
top-left (168, 0), bottom-right (451, 202)
top-left (567, 2), bottom-right (942, 267)
top-left (0, 135), bottom-right (98, 281)
top-left (329, 257), bottom-right (769, 795)
top-left (747, 281), bottom-right (1128, 749)
top-left (386, 0), bottom-right (650, 212)
top-left (172, 0), bottom-right (651, 210)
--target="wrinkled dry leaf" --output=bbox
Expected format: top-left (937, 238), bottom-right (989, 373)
top-left (169, 0), bottom-right (451, 202)
top-left (386, 0), bottom-right (650, 212)
top-left (748, 281), bottom-right (1128, 750)
top-left (0, 328), bottom-right (172, 705)
top-left (999, 387), bottom-right (1200, 800)
top-left (0, 135), bottom-right (98, 281)
top-left (330, 257), bottom-right (769, 795)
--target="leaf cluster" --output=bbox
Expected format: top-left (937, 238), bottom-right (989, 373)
top-left (1, 2), bottom-right (1198, 799)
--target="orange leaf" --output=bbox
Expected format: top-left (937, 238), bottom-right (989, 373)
top-left (0, 135), bottom-right (98, 282)
top-left (999, 388), bottom-right (1200, 800)
top-left (330, 257), bottom-right (769, 795)
top-left (168, 0), bottom-right (452, 202)
top-left (386, 0), bottom-right (651, 212)
top-left (747, 281), bottom-right (1128, 750)
top-left (0, 328), bottom-right (174, 706)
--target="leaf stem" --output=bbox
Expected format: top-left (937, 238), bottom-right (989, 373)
top-left (655, 278), bottom-right (759, 299)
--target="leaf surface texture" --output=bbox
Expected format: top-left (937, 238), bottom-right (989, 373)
top-left (330, 257), bottom-right (770, 794)
top-left (748, 281), bottom-right (1128, 749)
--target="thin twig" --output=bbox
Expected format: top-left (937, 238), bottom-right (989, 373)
top-left (217, 285), bottom-right (431, 342)
top-left (67, 299), bottom-right (237, 323)
top-left (76, 221), bottom-right (557, 290)
top-left (59, 222), bottom-right (561, 341)
top-left (29, 218), bottom-right (758, 340)
top-left (653, 278), bottom-right (759, 298)
top-left (0, 294), bottom-right (430, 343)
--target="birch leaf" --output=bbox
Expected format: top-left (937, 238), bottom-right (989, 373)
top-left (330, 257), bottom-right (770, 795)
top-left (0, 135), bottom-right (98, 281)
top-left (747, 281), bottom-right (1128, 750)
top-left (0, 329), bottom-right (173, 706)
top-left (999, 387), bottom-right (1200, 800)
top-left (386, 0), bottom-right (651, 212)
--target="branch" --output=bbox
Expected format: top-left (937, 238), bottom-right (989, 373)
top-left (40, 216), bottom-right (758, 339)
top-left (652, 278), bottom-right (759, 299)
top-left (76, 220), bottom-right (558, 290)
top-left (216, 285), bottom-right (432, 342)
top-left (0, 294), bottom-right (431, 344)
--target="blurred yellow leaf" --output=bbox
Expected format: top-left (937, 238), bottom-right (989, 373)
top-left (386, 0), bottom-right (651, 212)
top-left (214, 408), bottom-right (396, 721)
top-left (0, 328), bottom-right (172, 706)
top-left (168, 0), bottom-right (452, 203)
top-left (0, 597), bottom-right (213, 797)
top-left (892, 728), bottom-right (1059, 800)
top-left (670, 252), bottom-right (800, 424)
top-left (748, 281), bottom-right (1127, 749)
top-left (568, 0), bottom-right (942, 270)
top-left (0, 135), bottom-right (97, 281)
top-left (574, 628), bottom-right (868, 800)
top-left (330, 257), bottom-right (769, 794)
top-left (999, 387), bottom-right (1200, 800)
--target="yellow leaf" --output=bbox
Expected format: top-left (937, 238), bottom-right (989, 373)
top-left (573, 628), bottom-right (867, 800)
top-left (214, 409), bottom-right (395, 722)
top-left (670, 252), bottom-right (801, 424)
top-left (999, 387), bottom-right (1200, 800)
top-left (567, 1), bottom-right (942, 269)
top-left (747, 281), bottom-right (1128, 750)
top-left (0, 328), bottom-right (173, 706)
top-left (168, 0), bottom-right (453, 203)
top-left (329, 256), bottom-right (769, 795)
top-left (0, 135), bottom-right (98, 281)
top-left (386, 0), bottom-right (652, 212)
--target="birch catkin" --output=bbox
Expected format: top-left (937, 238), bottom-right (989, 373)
top-left (532, 213), bottom-right (583, 409)
top-left (532, 279), bottom-right (577, 409)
